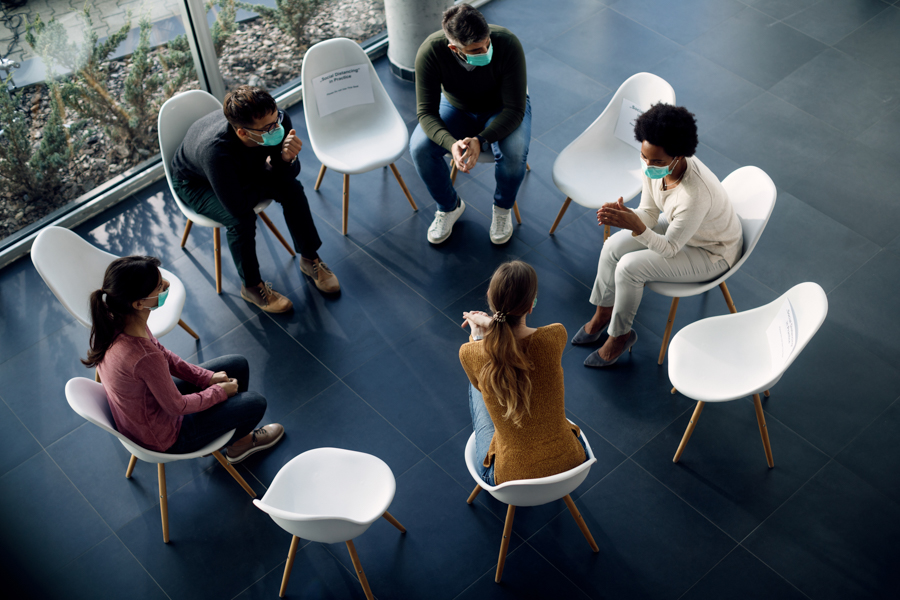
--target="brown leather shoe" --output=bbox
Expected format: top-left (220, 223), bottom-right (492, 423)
top-left (241, 281), bottom-right (293, 313)
top-left (300, 257), bottom-right (340, 294)
top-left (226, 423), bottom-right (284, 464)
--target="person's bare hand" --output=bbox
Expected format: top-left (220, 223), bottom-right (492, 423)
top-left (281, 128), bottom-right (303, 162)
top-left (215, 378), bottom-right (239, 397)
top-left (451, 137), bottom-right (482, 173)
top-left (209, 371), bottom-right (229, 385)
top-left (598, 197), bottom-right (645, 234)
top-left (462, 310), bottom-right (492, 338)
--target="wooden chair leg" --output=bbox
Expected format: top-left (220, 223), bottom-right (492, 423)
top-left (259, 211), bottom-right (296, 257)
top-left (211, 450), bottom-right (257, 498)
top-left (563, 494), bottom-right (599, 552)
top-left (125, 455), bottom-right (138, 478)
top-left (279, 535), bottom-right (300, 598)
top-left (213, 228), bottom-right (222, 294)
top-left (719, 282), bottom-right (737, 314)
top-left (764, 390), bottom-right (770, 397)
top-left (549, 197), bottom-right (572, 234)
top-left (753, 394), bottom-right (775, 468)
top-left (671, 387), bottom-right (677, 395)
top-left (673, 401), bottom-right (705, 463)
top-left (178, 319), bottom-right (199, 340)
top-left (314, 164), bottom-right (326, 190)
top-left (467, 484), bottom-right (483, 504)
top-left (604, 224), bottom-right (611, 241)
top-left (180, 220), bottom-right (193, 248)
top-left (495, 505), bottom-right (516, 583)
top-left (346, 539), bottom-right (375, 600)
top-left (158, 463), bottom-right (169, 543)
top-left (450, 162), bottom-right (458, 185)
top-left (513, 202), bottom-right (522, 224)
top-left (389, 163), bottom-right (418, 211)
top-left (658, 297), bottom-right (680, 365)
top-left (95, 369), bottom-right (101, 383)
top-left (342, 174), bottom-right (350, 236)
top-left (382, 511), bottom-right (407, 533)
top-left (526, 162), bottom-right (531, 172)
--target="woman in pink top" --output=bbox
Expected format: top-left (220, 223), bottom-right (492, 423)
top-left (82, 256), bottom-right (283, 464)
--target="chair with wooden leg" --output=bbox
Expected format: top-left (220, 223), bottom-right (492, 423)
top-left (550, 72), bottom-right (675, 238)
top-left (253, 448), bottom-right (406, 599)
top-left (32, 226), bottom-right (199, 347)
top-left (668, 282), bottom-right (827, 468)
top-left (648, 166), bottom-right (777, 366)
top-left (64, 378), bottom-right (257, 543)
top-left (301, 38), bottom-right (418, 236)
top-left (449, 154), bottom-right (528, 225)
top-left (464, 422), bottom-right (599, 583)
top-left (158, 90), bottom-right (296, 294)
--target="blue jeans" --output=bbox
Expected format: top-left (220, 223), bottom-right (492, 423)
top-left (469, 383), bottom-right (589, 487)
top-left (410, 96), bottom-right (532, 212)
top-left (165, 355), bottom-right (267, 454)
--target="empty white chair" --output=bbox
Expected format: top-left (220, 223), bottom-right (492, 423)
top-left (464, 424), bottom-right (599, 583)
top-left (669, 282), bottom-right (828, 467)
top-left (32, 226), bottom-right (198, 357)
top-left (549, 73), bottom-right (675, 238)
top-left (158, 90), bottom-right (295, 294)
top-left (65, 377), bottom-right (256, 543)
top-left (649, 166), bottom-right (777, 365)
top-left (301, 38), bottom-right (418, 235)
top-left (253, 448), bottom-right (406, 599)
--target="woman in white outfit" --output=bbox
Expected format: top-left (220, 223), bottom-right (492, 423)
top-left (573, 104), bottom-right (743, 368)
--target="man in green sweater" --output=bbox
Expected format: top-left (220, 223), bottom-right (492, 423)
top-left (410, 3), bottom-right (530, 245)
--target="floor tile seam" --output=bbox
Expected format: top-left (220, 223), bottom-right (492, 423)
top-left (605, 4), bottom-right (694, 51)
top-left (316, 542), bottom-right (372, 594)
top-left (562, 405), bottom-right (633, 461)
top-left (828, 3), bottom-right (900, 53)
top-left (239, 462), bottom-right (269, 493)
top-left (855, 105), bottom-right (900, 144)
top-left (0, 389), bottom-right (48, 455)
top-left (518, 539), bottom-right (596, 600)
top-left (0, 314), bottom-right (79, 372)
top-left (736, 543), bottom-right (816, 600)
top-left (830, 393), bottom-right (900, 464)
top-left (674, 544), bottom-right (742, 600)
top-left (533, 98), bottom-right (610, 148)
top-left (628, 457), bottom-right (742, 544)
top-left (230, 555), bottom-right (303, 600)
top-left (525, 243), bottom-right (596, 290)
top-left (825, 247), bottom-right (885, 302)
top-left (755, 91), bottom-right (851, 152)
top-left (736, 395), bottom-right (833, 458)
top-left (624, 401), bottom-right (696, 462)
top-left (255, 310), bottom-right (343, 382)
top-left (530, 1), bottom-right (610, 60)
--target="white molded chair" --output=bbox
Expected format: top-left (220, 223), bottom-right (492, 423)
top-left (668, 282), bottom-right (828, 467)
top-left (301, 38), bottom-right (418, 235)
top-left (158, 90), bottom-right (295, 294)
top-left (464, 423), bottom-right (599, 583)
top-left (32, 226), bottom-right (199, 365)
top-left (549, 72), bottom-right (676, 237)
top-left (65, 377), bottom-right (256, 543)
top-left (650, 166), bottom-right (777, 365)
top-left (253, 448), bottom-right (406, 599)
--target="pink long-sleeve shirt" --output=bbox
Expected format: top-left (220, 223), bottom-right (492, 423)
top-left (97, 328), bottom-right (227, 452)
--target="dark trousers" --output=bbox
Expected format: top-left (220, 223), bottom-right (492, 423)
top-left (173, 177), bottom-right (323, 287)
top-left (165, 355), bottom-right (266, 454)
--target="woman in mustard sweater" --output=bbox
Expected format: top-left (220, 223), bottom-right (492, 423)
top-left (460, 261), bottom-right (586, 485)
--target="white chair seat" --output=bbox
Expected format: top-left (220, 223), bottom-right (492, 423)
top-left (311, 112), bottom-right (407, 174)
top-left (176, 197), bottom-right (275, 230)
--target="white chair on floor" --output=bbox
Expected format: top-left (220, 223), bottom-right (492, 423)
top-left (464, 423), bottom-right (599, 583)
top-left (65, 377), bottom-right (256, 543)
top-left (253, 448), bottom-right (406, 599)
top-left (158, 90), bottom-right (295, 294)
top-left (549, 72), bottom-right (675, 238)
top-left (32, 226), bottom-right (198, 360)
top-left (668, 282), bottom-right (828, 468)
top-left (301, 38), bottom-right (418, 235)
top-left (650, 166), bottom-right (777, 365)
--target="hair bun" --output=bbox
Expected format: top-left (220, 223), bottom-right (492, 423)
top-left (492, 312), bottom-right (507, 323)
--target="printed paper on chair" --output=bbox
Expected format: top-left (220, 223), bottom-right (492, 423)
top-left (766, 298), bottom-right (797, 368)
top-left (614, 98), bottom-right (647, 151)
top-left (313, 63), bottom-right (375, 117)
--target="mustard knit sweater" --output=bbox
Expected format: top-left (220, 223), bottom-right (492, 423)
top-left (459, 323), bottom-right (586, 484)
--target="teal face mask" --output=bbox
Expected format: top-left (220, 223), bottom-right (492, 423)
top-left (145, 288), bottom-right (169, 312)
top-left (641, 156), bottom-right (678, 180)
top-left (464, 41), bottom-right (493, 67)
top-left (255, 123), bottom-right (285, 147)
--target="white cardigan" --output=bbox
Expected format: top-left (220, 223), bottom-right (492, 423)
top-left (632, 156), bottom-right (743, 267)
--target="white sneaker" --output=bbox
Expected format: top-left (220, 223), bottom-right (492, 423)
top-left (427, 199), bottom-right (466, 244)
top-left (490, 205), bottom-right (513, 244)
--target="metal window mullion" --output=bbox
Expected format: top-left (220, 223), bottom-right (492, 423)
top-left (177, 0), bottom-right (226, 101)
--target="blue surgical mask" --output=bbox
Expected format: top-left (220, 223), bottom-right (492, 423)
top-left (464, 41), bottom-right (493, 67)
top-left (641, 156), bottom-right (678, 180)
top-left (255, 123), bottom-right (285, 147)
top-left (145, 288), bottom-right (169, 312)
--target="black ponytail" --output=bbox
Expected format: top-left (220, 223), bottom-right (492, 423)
top-left (82, 256), bottom-right (161, 368)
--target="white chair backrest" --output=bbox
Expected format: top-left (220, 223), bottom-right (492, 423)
top-left (157, 90), bottom-right (223, 209)
top-left (301, 38), bottom-right (403, 141)
top-left (779, 282), bottom-right (828, 368)
top-left (572, 72), bottom-right (676, 149)
top-left (32, 226), bottom-right (119, 328)
top-left (721, 166), bottom-right (777, 262)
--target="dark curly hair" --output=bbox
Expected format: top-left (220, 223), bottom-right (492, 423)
top-left (633, 103), bottom-right (698, 158)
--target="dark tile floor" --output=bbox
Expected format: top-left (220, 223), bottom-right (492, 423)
top-left (2, 0), bottom-right (899, 598)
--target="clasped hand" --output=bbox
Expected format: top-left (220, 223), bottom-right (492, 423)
top-left (451, 137), bottom-right (482, 174)
top-left (461, 310), bottom-right (492, 339)
top-left (210, 371), bottom-right (239, 397)
top-left (597, 196), bottom-right (646, 234)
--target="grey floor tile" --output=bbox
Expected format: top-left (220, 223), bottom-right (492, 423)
top-left (856, 105), bottom-right (900, 155)
top-left (609, 0), bottom-right (745, 46)
top-left (740, 0), bottom-right (819, 20)
top-left (784, 0), bottom-right (893, 46)
top-left (680, 546), bottom-right (808, 600)
top-left (835, 5), bottom-right (900, 78)
top-left (479, 0), bottom-right (608, 54)
top-left (0, 400), bottom-right (42, 478)
top-left (836, 398), bottom-right (900, 506)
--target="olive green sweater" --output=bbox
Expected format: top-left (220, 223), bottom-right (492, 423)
top-left (460, 324), bottom-right (586, 485)
top-left (415, 25), bottom-right (527, 152)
